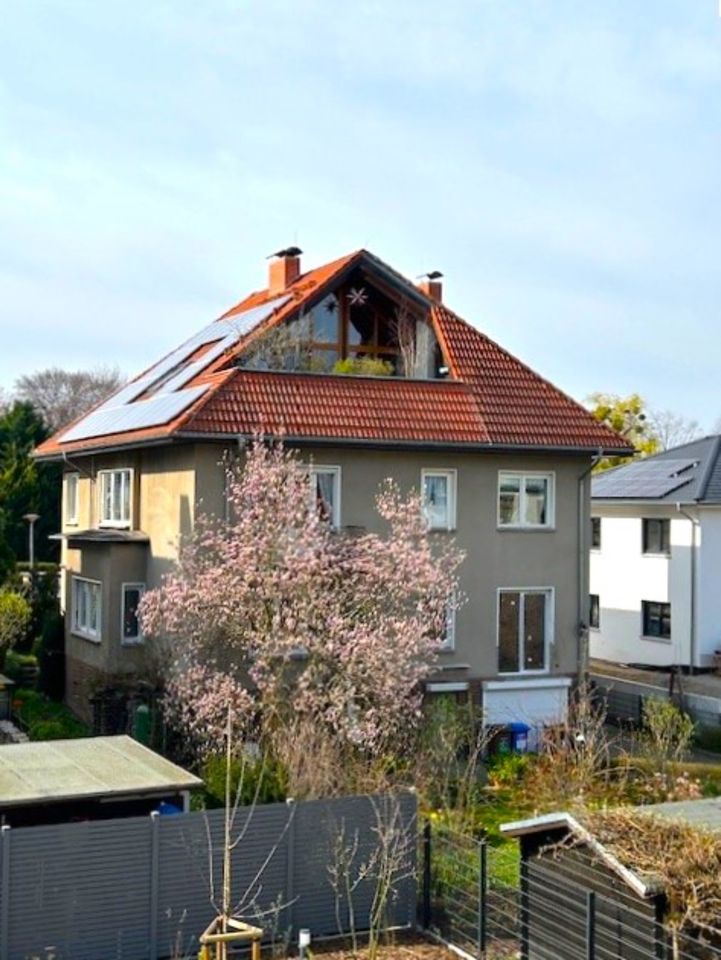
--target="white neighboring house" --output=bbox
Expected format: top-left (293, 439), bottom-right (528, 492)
top-left (590, 436), bottom-right (721, 670)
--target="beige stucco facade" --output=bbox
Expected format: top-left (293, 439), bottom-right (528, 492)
top-left (60, 440), bottom-right (591, 726)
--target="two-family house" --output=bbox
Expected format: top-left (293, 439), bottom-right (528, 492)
top-left (591, 437), bottom-right (721, 670)
top-left (35, 248), bottom-right (630, 736)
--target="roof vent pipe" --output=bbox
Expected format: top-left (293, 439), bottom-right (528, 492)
top-left (267, 246), bottom-right (302, 294)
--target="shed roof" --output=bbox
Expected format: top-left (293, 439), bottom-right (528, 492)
top-left (0, 735), bottom-right (202, 808)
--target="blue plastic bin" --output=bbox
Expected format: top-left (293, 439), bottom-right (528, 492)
top-left (507, 722), bottom-right (530, 753)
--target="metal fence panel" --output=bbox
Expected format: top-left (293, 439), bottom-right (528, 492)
top-left (0, 792), bottom-right (417, 960)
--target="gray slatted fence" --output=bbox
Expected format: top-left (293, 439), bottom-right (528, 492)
top-left (0, 792), bottom-right (416, 960)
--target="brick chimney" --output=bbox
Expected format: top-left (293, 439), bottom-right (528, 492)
top-left (268, 247), bottom-right (302, 294)
top-left (417, 271), bottom-right (443, 303)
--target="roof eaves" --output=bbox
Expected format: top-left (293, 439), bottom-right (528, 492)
top-left (501, 813), bottom-right (662, 898)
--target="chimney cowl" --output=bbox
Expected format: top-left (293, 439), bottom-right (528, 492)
top-left (268, 247), bottom-right (302, 293)
top-left (417, 271), bottom-right (443, 304)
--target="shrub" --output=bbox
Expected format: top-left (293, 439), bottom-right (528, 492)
top-left (13, 688), bottom-right (88, 739)
top-left (642, 698), bottom-right (695, 765)
top-left (332, 357), bottom-right (394, 377)
top-left (201, 752), bottom-right (288, 809)
top-left (486, 752), bottom-right (534, 789)
top-left (0, 590), bottom-right (32, 670)
top-left (3, 649), bottom-right (38, 686)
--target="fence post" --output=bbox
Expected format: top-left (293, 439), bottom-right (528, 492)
top-left (586, 890), bottom-right (596, 960)
top-left (478, 839), bottom-right (487, 958)
top-left (520, 858), bottom-right (529, 960)
top-left (149, 811), bottom-right (159, 960)
top-left (285, 798), bottom-right (297, 941)
top-left (0, 825), bottom-right (10, 960)
top-left (421, 821), bottom-right (431, 930)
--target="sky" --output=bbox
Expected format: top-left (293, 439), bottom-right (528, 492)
top-left (1, 1), bottom-right (720, 427)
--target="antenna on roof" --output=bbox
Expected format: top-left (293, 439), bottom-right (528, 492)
top-left (416, 270), bottom-right (444, 280)
top-left (267, 246), bottom-right (303, 259)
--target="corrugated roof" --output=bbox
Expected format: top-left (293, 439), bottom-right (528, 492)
top-left (592, 436), bottom-right (721, 503)
top-left (35, 249), bottom-right (632, 458)
top-left (0, 735), bottom-right (201, 808)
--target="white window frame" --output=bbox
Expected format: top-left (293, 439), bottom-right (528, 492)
top-left (497, 471), bottom-right (555, 530)
top-left (309, 465), bottom-right (341, 529)
top-left (98, 468), bottom-right (133, 529)
top-left (71, 576), bottom-right (102, 642)
top-left (439, 595), bottom-right (457, 652)
top-left (496, 586), bottom-right (554, 675)
top-left (121, 582), bottom-right (145, 646)
top-left (421, 468), bottom-right (457, 531)
top-left (65, 472), bottom-right (79, 526)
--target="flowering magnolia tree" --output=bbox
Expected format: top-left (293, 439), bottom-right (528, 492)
top-left (140, 441), bottom-right (464, 760)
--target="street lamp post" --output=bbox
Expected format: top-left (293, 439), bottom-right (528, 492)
top-left (22, 513), bottom-right (40, 573)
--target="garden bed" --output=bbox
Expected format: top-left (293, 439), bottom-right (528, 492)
top-left (289, 933), bottom-right (460, 958)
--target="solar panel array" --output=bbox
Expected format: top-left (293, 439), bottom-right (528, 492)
top-left (59, 294), bottom-right (290, 443)
top-left (592, 457), bottom-right (698, 499)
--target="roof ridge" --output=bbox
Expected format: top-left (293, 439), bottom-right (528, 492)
top-left (696, 435), bottom-right (721, 502)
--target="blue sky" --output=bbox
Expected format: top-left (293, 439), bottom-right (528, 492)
top-left (1, 1), bottom-right (720, 425)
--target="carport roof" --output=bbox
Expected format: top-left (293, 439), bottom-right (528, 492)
top-left (0, 735), bottom-right (201, 808)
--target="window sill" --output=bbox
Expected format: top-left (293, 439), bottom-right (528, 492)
top-left (498, 669), bottom-right (549, 677)
top-left (641, 552), bottom-right (670, 559)
top-left (65, 520), bottom-right (79, 528)
top-left (640, 634), bottom-right (672, 644)
top-left (589, 626), bottom-right (600, 632)
top-left (72, 630), bottom-right (101, 644)
top-left (121, 638), bottom-right (143, 647)
top-left (497, 525), bottom-right (556, 533)
top-left (428, 526), bottom-right (457, 534)
top-left (98, 522), bottom-right (132, 530)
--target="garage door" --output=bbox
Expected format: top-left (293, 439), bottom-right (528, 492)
top-left (483, 677), bottom-right (571, 749)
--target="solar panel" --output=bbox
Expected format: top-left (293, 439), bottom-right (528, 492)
top-left (59, 386), bottom-right (209, 443)
top-left (593, 458), bottom-right (698, 499)
top-left (58, 294), bottom-right (291, 444)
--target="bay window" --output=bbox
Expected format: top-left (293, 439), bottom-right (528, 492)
top-left (121, 583), bottom-right (145, 645)
top-left (72, 577), bottom-right (102, 641)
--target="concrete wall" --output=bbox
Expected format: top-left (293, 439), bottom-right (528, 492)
top-left (61, 441), bottom-right (591, 724)
top-left (590, 504), bottom-right (694, 668)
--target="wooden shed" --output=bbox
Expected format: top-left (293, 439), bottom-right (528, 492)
top-left (501, 811), bottom-right (668, 960)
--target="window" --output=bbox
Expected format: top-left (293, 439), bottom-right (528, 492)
top-left (72, 577), bottom-right (102, 641)
top-left (642, 518), bottom-right (670, 555)
top-left (99, 469), bottom-right (132, 527)
top-left (439, 596), bottom-right (457, 652)
top-left (121, 583), bottom-right (145, 644)
top-left (591, 517), bottom-right (601, 550)
top-left (65, 473), bottom-right (79, 525)
top-left (310, 465), bottom-right (341, 528)
top-left (498, 589), bottom-right (552, 673)
top-left (422, 469), bottom-right (457, 530)
top-left (589, 594), bottom-right (600, 630)
top-left (642, 601), bottom-right (671, 639)
top-left (498, 472), bottom-right (554, 528)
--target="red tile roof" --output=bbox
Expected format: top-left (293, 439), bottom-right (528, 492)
top-left (183, 371), bottom-right (487, 444)
top-left (35, 249), bottom-right (631, 457)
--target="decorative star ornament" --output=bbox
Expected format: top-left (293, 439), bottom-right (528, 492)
top-left (346, 287), bottom-right (368, 307)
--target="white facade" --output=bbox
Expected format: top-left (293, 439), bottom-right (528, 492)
top-left (590, 502), bottom-right (721, 669)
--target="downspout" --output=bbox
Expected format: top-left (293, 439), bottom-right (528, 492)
top-left (578, 449), bottom-right (605, 681)
top-left (676, 503), bottom-right (699, 673)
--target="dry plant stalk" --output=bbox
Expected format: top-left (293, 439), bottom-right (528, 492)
top-left (327, 819), bottom-right (374, 953)
top-left (579, 809), bottom-right (721, 954)
top-left (367, 796), bottom-right (416, 960)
